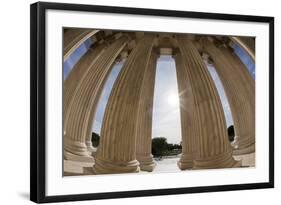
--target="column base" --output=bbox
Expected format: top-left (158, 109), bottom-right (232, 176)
top-left (230, 135), bottom-right (239, 149)
top-left (92, 158), bottom-right (140, 174)
top-left (232, 136), bottom-right (255, 155)
top-left (85, 140), bottom-right (97, 155)
top-left (177, 153), bottom-right (193, 170)
top-left (233, 143), bottom-right (255, 155)
top-left (64, 150), bottom-right (94, 162)
top-left (193, 150), bottom-right (241, 169)
top-left (64, 138), bottom-right (94, 162)
top-left (137, 154), bottom-right (155, 172)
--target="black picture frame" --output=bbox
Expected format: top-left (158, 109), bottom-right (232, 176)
top-left (30, 1), bottom-right (274, 203)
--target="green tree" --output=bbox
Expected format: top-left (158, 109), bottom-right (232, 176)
top-left (173, 144), bottom-right (182, 150)
top-left (151, 137), bottom-right (168, 157)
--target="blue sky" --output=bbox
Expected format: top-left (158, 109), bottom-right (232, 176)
top-left (92, 61), bottom-right (124, 134)
top-left (233, 43), bottom-right (255, 79)
top-left (152, 55), bottom-right (182, 144)
top-left (63, 38), bottom-right (92, 80)
top-left (207, 63), bottom-right (233, 127)
top-left (64, 38), bottom-right (255, 144)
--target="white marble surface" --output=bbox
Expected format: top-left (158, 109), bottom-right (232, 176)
top-left (64, 153), bottom-right (255, 176)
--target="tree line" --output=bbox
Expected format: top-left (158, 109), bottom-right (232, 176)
top-left (91, 125), bottom-right (235, 157)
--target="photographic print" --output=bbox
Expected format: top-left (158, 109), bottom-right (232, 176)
top-left (63, 29), bottom-right (256, 176)
top-left (30, 2), bottom-right (273, 203)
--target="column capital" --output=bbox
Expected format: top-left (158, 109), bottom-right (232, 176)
top-left (200, 52), bottom-right (214, 65)
top-left (171, 47), bottom-right (180, 58)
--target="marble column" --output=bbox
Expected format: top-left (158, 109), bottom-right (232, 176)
top-left (202, 38), bottom-right (255, 155)
top-left (202, 39), bottom-right (255, 155)
top-left (64, 29), bottom-right (99, 61)
top-left (176, 36), bottom-right (239, 169)
top-left (93, 34), bottom-right (155, 174)
top-left (135, 50), bottom-right (158, 172)
top-left (174, 51), bottom-right (197, 170)
top-left (64, 42), bottom-right (106, 131)
top-left (83, 60), bottom-right (116, 155)
top-left (221, 44), bottom-right (255, 154)
top-left (84, 50), bottom-right (131, 154)
top-left (64, 35), bottom-right (129, 162)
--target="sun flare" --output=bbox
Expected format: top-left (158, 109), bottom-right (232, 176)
top-left (167, 92), bottom-right (180, 107)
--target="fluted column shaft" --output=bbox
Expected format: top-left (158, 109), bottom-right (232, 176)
top-left (135, 51), bottom-right (158, 172)
top-left (64, 36), bottom-right (128, 161)
top-left (85, 49), bottom-right (131, 153)
top-left (93, 34), bottom-right (155, 174)
top-left (64, 29), bottom-right (99, 61)
top-left (64, 43), bottom-right (106, 130)
top-left (174, 52), bottom-right (197, 170)
top-left (176, 36), bottom-right (238, 169)
top-left (220, 46), bottom-right (255, 154)
top-left (202, 42), bottom-right (241, 141)
top-left (84, 61), bottom-right (117, 154)
top-left (203, 39), bottom-right (255, 155)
